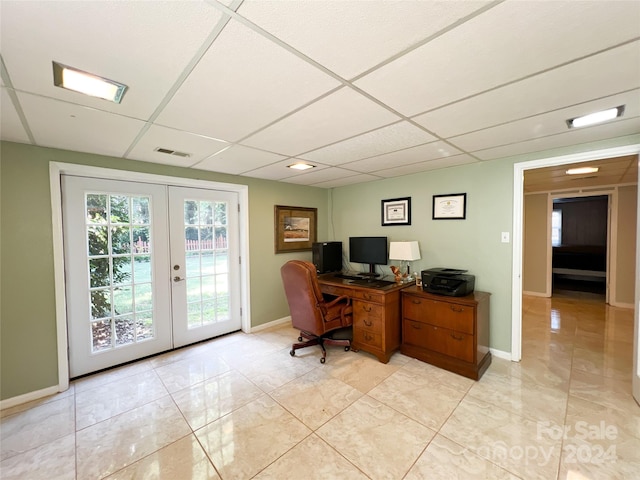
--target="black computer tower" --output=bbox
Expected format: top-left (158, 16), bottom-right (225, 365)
top-left (312, 241), bottom-right (342, 273)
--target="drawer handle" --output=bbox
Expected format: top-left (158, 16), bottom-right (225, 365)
top-left (364, 319), bottom-right (373, 327)
top-left (364, 333), bottom-right (374, 341)
top-left (411, 323), bottom-right (421, 329)
top-left (450, 306), bottom-right (464, 313)
top-left (450, 333), bottom-right (464, 341)
top-left (364, 294), bottom-right (372, 300)
top-left (362, 305), bottom-right (372, 312)
top-left (411, 299), bottom-right (422, 305)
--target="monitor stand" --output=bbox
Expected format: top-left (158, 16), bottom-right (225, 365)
top-left (359, 264), bottom-right (381, 279)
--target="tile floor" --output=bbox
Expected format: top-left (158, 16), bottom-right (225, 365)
top-left (1, 290), bottom-right (638, 479)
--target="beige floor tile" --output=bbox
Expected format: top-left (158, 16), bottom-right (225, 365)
top-left (0, 386), bottom-right (75, 420)
top-left (405, 434), bottom-right (522, 480)
top-left (401, 357), bottom-right (475, 392)
top-left (195, 395), bottom-right (311, 479)
top-left (253, 434), bottom-right (369, 479)
top-left (154, 352), bottom-right (232, 393)
top-left (75, 396), bottom-right (191, 480)
top-left (269, 367), bottom-right (362, 430)
top-left (572, 346), bottom-right (633, 381)
top-left (171, 370), bottom-right (264, 430)
top-left (440, 396), bottom-right (561, 480)
top-left (369, 364), bottom-right (467, 430)
top-left (467, 366), bottom-right (569, 425)
top-left (323, 349), bottom-right (401, 393)
top-left (73, 360), bottom-right (152, 392)
top-left (234, 346), bottom-right (320, 392)
top-left (0, 396), bottom-right (75, 462)
top-left (565, 393), bottom-right (640, 442)
top-left (569, 366), bottom-right (638, 414)
top-left (104, 434), bottom-right (220, 480)
top-left (75, 369), bottom-right (169, 430)
top-left (317, 395), bottom-right (435, 480)
top-left (0, 433), bottom-right (75, 480)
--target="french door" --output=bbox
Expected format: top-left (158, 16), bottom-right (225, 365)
top-left (62, 176), bottom-right (240, 377)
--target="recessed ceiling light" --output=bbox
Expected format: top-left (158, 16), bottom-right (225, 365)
top-left (53, 62), bottom-right (127, 103)
top-left (566, 106), bottom-right (624, 129)
top-left (288, 162), bottom-right (314, 171)
top-left (566, 167), bottom-right (599, 175)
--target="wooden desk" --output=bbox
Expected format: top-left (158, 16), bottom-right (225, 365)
top-left (317, 274), bottom-right (412, 363)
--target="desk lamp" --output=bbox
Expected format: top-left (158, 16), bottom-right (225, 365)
top-left (389, 241), bottom-right (421, 279)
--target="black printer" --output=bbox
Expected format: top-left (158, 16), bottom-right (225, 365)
top-left (421, 268), bottom-right (475, 297)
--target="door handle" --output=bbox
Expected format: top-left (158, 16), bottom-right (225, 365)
top-left (173, 276), bottom-right (185, 282)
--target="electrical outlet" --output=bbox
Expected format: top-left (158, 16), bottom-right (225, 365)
top-left (501, 232), bottom-right (510, 243)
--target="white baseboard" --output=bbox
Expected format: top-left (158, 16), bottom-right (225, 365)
top-left (250, 316), bottom-right (291, 333)
top-left (490, 348), bottom-right (513, 361)
top-left (0, 385), bottom-right (61, 411)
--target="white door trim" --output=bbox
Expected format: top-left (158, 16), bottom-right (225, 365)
top-left (50, 162), bottom-right (250, 392)
top-left (512, 144), bottom-right (640, 363)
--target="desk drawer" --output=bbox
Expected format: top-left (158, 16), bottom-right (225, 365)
top-left (352, 290), bottom-right (383, 303)
top-left (403, 319), bottom-right (474, 362)
top-left (321, 284), bottom-right (351, 298)
top-left (353, 300), bottom-right (383, 322)
top-left (354, 328), bottom-right (382, 349)
top-left (403, 296), bottom-right (474, 335)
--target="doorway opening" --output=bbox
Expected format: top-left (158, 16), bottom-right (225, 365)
top-left (551, 195), bottom-right (608, 297)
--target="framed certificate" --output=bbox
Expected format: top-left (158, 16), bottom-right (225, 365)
top-left (381, 197), bottom-right (411, 226)
top-left (432, 193), bottom-right (466, 220)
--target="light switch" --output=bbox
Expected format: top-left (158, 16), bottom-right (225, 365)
top-left (501, 232), bottom-right (510, 243)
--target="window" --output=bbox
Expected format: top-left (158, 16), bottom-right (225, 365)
top-left (551, 209), bottom-right (562, 246)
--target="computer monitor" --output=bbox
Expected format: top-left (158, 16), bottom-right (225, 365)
top-left (349, 236), bottom-right (388, 277)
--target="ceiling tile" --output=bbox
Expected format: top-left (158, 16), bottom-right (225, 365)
top-left (300, 121), bottom-right (436, 165)
top-left (195, 145), bottom-right (286, 175)
top-left (413, 42), bottom-right (640, 138)
top-left (241, 87), bottom-right (400, 155)
top-left (280, 166), bottom-right (362, 186)
top-left (17, 92), bottom-right (145, 158)
top-left (311, 173), bottom-right (383, 189)
top-left (474, 116), bottom-right (640, 161)
top-left (154, 18), bottom-right (340, 142)
top-left (355, 1), bottom-right (640, 116)
top-left (374, 154), bottom-right (478, 178)
top-left (237, 0), bottom-right (491, 79)
top-left (240, 159), bottom-right (328, 181)
top-left (344, 141), bottom-right (463, 173)
top-left (450, 89), bottom-right (640, 152)
top-left (0, 1), bottom-right (224, 119)
top-left (0, 88), bottom-right (31, 143)
top-left (127, 125), bottom-right (228, 167)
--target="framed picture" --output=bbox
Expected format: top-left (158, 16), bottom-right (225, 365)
top-left (381, 197), bottom-right (411, 226)
top-left (432, 193), bottom-right (467, 220)
top-left (274, 205), bottom-right (317, 253)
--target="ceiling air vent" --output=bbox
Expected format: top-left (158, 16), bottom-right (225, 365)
top-left (154, 147), bottom-right (191, 158)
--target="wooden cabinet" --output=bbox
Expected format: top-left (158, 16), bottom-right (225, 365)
top-left (401, 286), bottom-right (491, 380)
top-left (318, 276), bottom-right (409, 363)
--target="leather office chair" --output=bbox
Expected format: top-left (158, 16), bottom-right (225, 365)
top-left (280, 260), bottom-right (353, 363)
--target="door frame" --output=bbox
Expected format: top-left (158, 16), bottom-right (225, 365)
top-left (50, 162), bottom-right (250, 392)
top-left (511, 143), bottom-right (640, 403)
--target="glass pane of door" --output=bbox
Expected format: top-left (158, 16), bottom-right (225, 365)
top-left (169, 186), bottom-right (240, 348)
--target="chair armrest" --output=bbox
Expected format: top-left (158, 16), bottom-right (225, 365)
top-left (323, 295), bottom-right (351, 308)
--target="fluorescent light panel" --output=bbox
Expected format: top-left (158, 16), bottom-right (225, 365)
top-left (288, 162), bottom-right (314, 171)
top-left (53, 62), bottom-right (127, 103)
top-left (566, 106), bottom-right (624, 129)
top-left (566, 167), bottom-right (599, 175)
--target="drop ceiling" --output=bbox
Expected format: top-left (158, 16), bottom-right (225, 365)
top-left (1, 0), bottom-right (639, 188)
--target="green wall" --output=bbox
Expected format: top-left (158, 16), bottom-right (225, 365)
top-left (0, 141), bottom-right (328, 400)
top-left (330, 159), bottom-right (516, 354)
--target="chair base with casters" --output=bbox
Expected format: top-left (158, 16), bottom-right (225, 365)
top-left (289, 327), bottom-right (352, 363)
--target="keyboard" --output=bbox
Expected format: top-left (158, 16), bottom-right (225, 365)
top-left (350, 279), bottom-right (395, 288)
top-left (334, 273), bottom-right (361, 280)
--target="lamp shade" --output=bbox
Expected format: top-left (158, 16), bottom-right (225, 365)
top-left (388, 241), bottom-right (421, 261)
